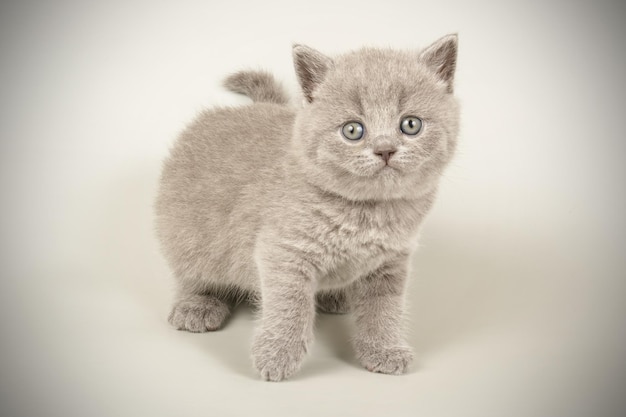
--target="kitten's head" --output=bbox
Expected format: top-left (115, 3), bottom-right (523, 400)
top-left (291, 35), bottom-right (460, 201)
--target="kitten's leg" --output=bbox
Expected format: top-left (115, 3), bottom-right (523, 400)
top-left (350, 255), bottom-right (413, 374)
top-left (316, 289), bottom-right (349, 314)
top-left (252, 250), bottom-right (317, 382)
top-left (168, 290), bottom-right (232, 333)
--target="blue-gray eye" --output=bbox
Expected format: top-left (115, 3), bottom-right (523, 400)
top-left (341, 121), bottom-right (364, 141)
top-left (400, 116), bottom-right (423, 135)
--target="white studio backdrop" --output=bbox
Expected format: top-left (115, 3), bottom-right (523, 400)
top-left (0, 1), bottom-right (624, 417)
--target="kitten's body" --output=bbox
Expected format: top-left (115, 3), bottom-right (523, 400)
top-left (157, 104), bottom-right (294, 295)
top-left (156, 36), bottom-right (459, 381)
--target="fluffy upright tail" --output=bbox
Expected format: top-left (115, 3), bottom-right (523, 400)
top-left (223, 70), bottom-right (289, 105)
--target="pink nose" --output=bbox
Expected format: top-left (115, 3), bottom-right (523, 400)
top-left (375, 149), bottom-right (396, 164)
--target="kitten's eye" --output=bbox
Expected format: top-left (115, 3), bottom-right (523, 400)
top-left (341, 121), bottom-right (365, 141)
top-left (400, 116), bottom-right (423, 136)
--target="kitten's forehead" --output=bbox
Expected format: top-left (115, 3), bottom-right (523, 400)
top-left (320, 48), bottom-right (444, 114)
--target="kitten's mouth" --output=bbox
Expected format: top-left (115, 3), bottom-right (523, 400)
top-left (379, 163), bottom-right (399, 173)
top-left (372, 164), bottom-right (401, 180)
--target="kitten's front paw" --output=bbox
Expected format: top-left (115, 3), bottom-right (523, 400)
top-left (252, 332), bottom-right (308, 382)
top-left (356, 345), bottom-right (414, 375)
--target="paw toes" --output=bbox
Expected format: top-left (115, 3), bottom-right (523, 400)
top-left (358, 346), bottom-right (413, 375)
top-left (203, 306), bottom-right (230, 331)
top-left (168, 297), bottom-right (230, 332)
top-left (256, 360), bottom-right (299, 382)
top-left (252, 336), bottom-right (307, 382)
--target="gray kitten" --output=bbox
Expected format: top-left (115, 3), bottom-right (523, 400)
top-left (155, 34), bottom-right (460, 381)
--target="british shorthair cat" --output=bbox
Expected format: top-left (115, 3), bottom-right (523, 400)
top-left (156, 34), bottom-right (460, 381)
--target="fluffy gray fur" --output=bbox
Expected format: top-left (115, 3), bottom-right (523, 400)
top-left (155, 34), bottom-right (460, 381)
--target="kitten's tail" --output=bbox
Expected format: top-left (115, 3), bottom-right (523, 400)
top-left (223, 70), bottom-right (289, 105)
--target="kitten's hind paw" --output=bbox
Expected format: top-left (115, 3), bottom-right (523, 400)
top-left (357, 345), bottom-right (413, 375)
top-left (168, 294), bottom-right (231, 332)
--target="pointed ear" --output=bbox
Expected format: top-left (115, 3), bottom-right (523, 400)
top-left (419, 34), bottom-right (458, 93)
top-left (292, 44), bottom-right (333, 103)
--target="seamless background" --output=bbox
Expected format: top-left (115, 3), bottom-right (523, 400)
top-left (1, 1), bottom-right (625, 416)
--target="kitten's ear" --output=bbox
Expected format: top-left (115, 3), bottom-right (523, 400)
top-left (419, 34), bottom-right (458, 93)
top-left (292, 44), bottom-right (333, 103)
